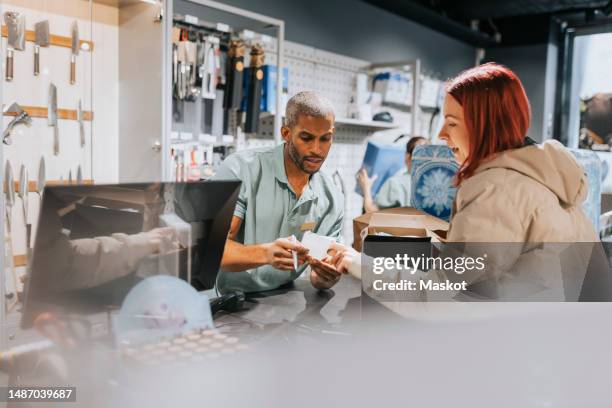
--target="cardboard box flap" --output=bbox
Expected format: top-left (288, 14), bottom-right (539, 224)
top-left (369, 213), bottom-right (449, 231)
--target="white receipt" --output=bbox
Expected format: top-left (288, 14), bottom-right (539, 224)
top-left (301, 231), bottom-right (336, 260)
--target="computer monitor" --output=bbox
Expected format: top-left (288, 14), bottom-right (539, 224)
top-left (21, 181), bottom-right (240, 329)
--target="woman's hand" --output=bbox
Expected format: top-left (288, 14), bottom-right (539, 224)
top-left (327, 242), bottom-right (360, 277)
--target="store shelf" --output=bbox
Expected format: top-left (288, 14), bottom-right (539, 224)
top-left (260, 112), bottom-right (398, 130)
top-left (335, 117), bottom-right (398, 129)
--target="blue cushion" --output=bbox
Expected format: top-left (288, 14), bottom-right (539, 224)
top-left (410, 145), bottom-right (459, 221)
top-left (568, 148), bottom-right (602, 231)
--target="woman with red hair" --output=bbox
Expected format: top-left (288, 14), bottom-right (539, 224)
top-left (325, 63), bottom-right (599, 300)
top-left (439, 62), bottom-right (596, 242)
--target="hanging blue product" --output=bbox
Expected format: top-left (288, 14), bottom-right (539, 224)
top-left (411, 145), bottom-right (459, 221)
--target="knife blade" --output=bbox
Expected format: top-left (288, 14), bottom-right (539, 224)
top-left (37, 156), bottom-right (45, 200)
top-left (4, 11), bottom-right (25, 81)
top-left (68, 170), bottom-right (73, 184)
top-left (18, 164), bottom-right (30, 250)
top-left (34, 20), bottom-right (49, 76)
top-left (48, 83), bottom-right (59, 155)
top-left (77, 99), bottom-right (85, 147)
top-left (76, 165), bottom-right (83, 184)
top-left (4, 161), bottom-right (17, 300)
top-left (70, 20), bottom-right (79, 84)
top-left (5, 161), bottom-right (15, 231)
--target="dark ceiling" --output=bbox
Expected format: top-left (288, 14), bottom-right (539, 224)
top-left (363, 0), bottom-right (612, 46)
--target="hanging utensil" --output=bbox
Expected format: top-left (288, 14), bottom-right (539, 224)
top-left (4, 161), bottom-right (17, 302)
top-left (37, 156), bottom-right (45, 204)
top-left (68, 170), bottom-right (72, 185)
top-left (77, 100), bottom-right (85, 147)
top-left (4, 11), bottom-right (25, 81)
top-left (48, 83), bottom-right (59, 155)
top-left (70, 21), bottom-right (79, 85)
top-left (17, 165), bottom-right (30, 252)
top-left (201, 36), bottom-right (219, 99)
top-left (224, 39), bottom-right (246, 110)
top-left (245, 43), bottom-right (265, 134)
top-left (76, 165), bottom-right (83, 184)
top-left (34, 20), bottom-right (50, 76)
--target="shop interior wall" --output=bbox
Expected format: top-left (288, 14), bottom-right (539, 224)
top-left (1, 0), bottom-right (119, 295)
top-left (485, 44), bottom-right (551, 143)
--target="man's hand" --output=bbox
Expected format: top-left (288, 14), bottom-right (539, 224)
top-left (263, 237), bottom-right (309, 271)
top-left (309, 256), bottom-right (342, 289)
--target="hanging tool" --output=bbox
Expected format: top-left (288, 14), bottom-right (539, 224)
top-left (48, 83), bottom-right (59, 155)
top-left (245, 43), bottom-right (265, 134)
top-left (77, 99), bottom-right (85, 147)
top-left (68, 170), bottom-right (72, 185)
top-left (4, 161), bottom-right (17, 305)
top-left (17, 165), bottom-right (30, 252)
top-left (70, 21), bottom-right (79, 85)
top-left (2, 103), bottom-right (32, 145)
top-left (200, 36), bottom-right (219, 99)
top-left (224, 39), bottom-right (246, 110)
top-left (76, 165), bottom-right (83, 184)
top-left (36, 156), bottom-right (45, 205)
top-left (34, 20), bottom-right (50, 76)
top-left (4, 11), bottom-right (25, 81)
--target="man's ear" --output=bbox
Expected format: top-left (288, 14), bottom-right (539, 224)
top-left (281, 126), bottom-right (291, 142)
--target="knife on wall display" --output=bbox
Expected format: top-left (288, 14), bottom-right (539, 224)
top-left (4, 161), bottom-right (17, 301)
top-left (34, 20), bottom-right (49, 76)
top-left (18, 165), bottom-right (30, 251)
top-left (37, 156), bottom-right (45, 205)
top-left (78, 99), bottom-right (85, 147)
top-left (245, 43), bottom-right (265, 134)
top-left (70, 20), bottom-right (79, 85)
top-left (48, 83), bottom-right (59, 155)
top-left (4, 11), bottom-right (25, 82)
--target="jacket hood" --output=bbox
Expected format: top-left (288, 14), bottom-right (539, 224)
top-left (473, 140), bottom-right (588, 207)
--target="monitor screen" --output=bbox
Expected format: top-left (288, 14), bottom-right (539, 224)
top-left (21, 181), bottom-right (240, 329)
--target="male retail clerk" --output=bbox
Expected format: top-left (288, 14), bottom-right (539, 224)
top-left (212, 91), bottom-right (344, 293)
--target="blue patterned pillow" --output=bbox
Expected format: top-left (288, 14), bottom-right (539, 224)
top-left (410, 145), bottom-right (459, 221)
top-left (568, 148), bottom-right (602, 232)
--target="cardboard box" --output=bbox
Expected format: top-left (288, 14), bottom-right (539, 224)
top-left (352, 207), bottom-right (449, 251)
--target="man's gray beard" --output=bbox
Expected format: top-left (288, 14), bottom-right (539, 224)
top-left (287, 140), bottom-right (319, 175)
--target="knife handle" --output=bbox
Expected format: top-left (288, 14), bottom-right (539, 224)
top-left (6, 49), bottom-right (13, 81)
top-left (70, 54), bottom-right (76, 85)
top-left (34, 45), bottom-right (40, 76)
top-left (25, 224), bottom-right (31, 251)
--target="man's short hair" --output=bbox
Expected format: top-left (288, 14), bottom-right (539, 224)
top-left (284, 91), bottom-right (335, 128)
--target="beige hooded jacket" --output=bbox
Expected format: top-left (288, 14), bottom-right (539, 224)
top-left (448, 139), bottom-right (598, 243)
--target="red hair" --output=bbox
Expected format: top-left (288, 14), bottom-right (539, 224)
top-left (446, 63), bottom-right (531, 185)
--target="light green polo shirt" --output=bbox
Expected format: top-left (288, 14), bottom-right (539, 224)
top-left (374, 170), bottom-right (412, 209)
top-left (211, 143), bottom-right (344, 294)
